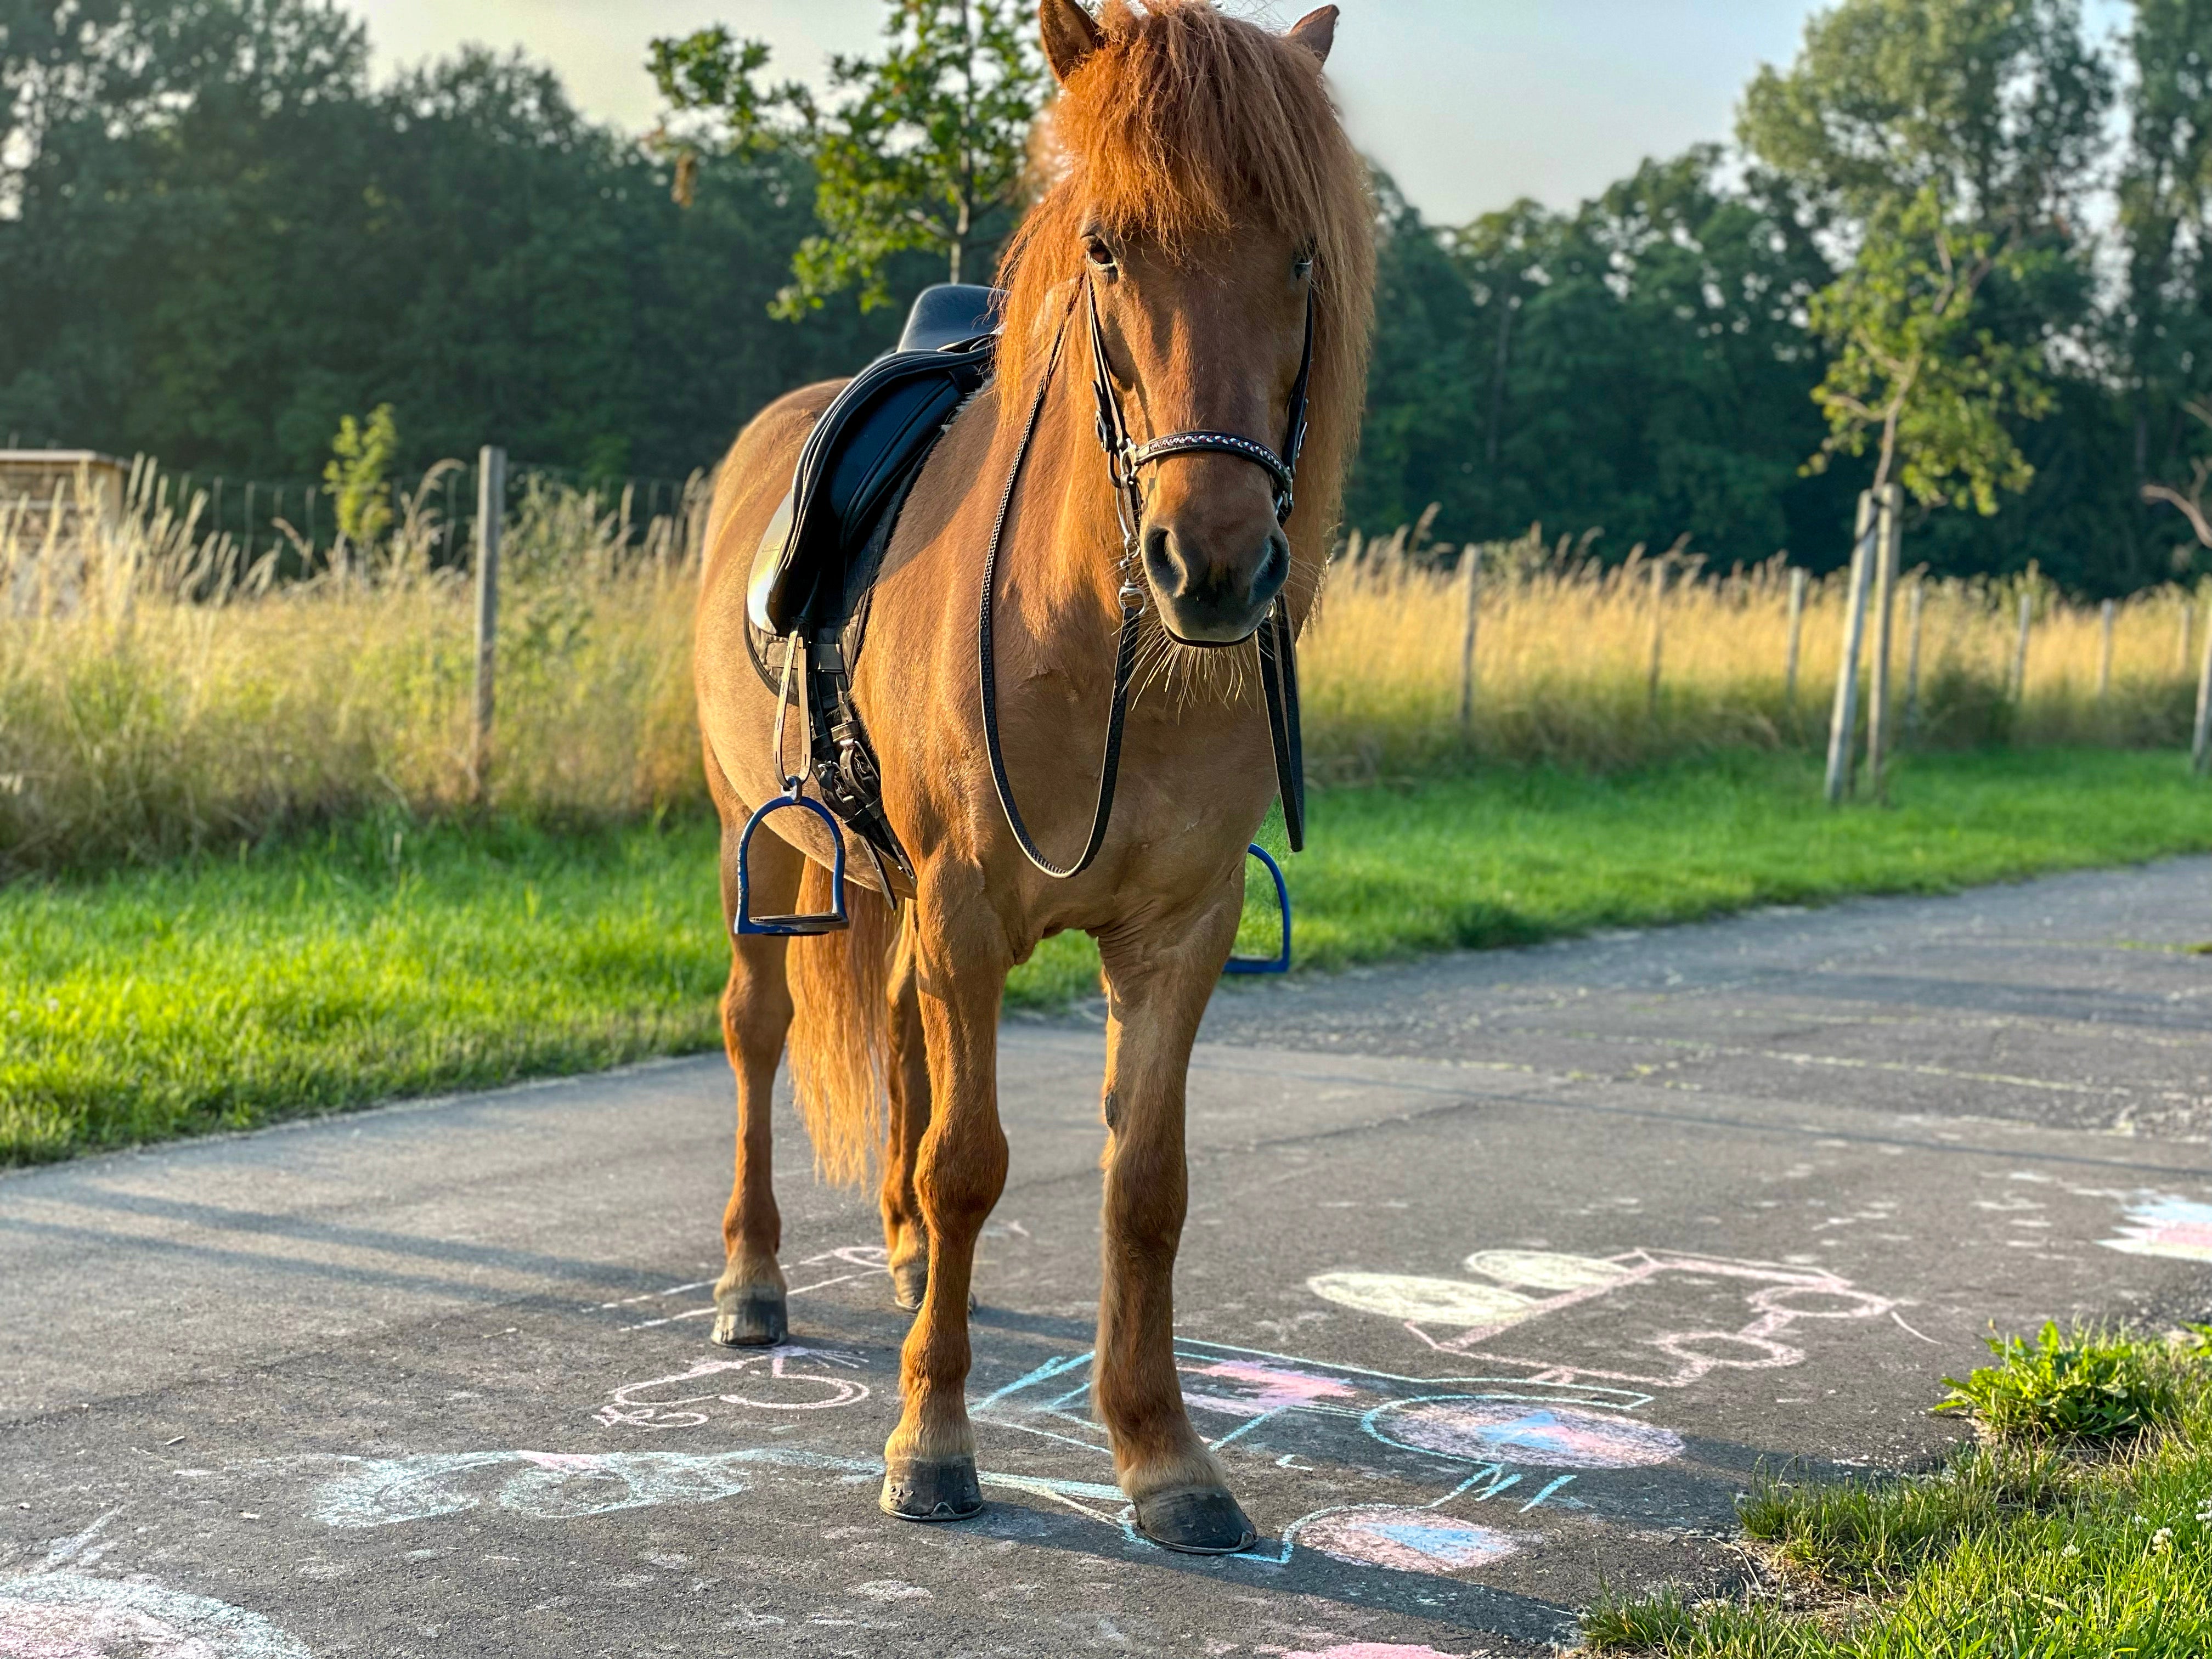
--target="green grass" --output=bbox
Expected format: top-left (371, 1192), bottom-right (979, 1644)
top-left (4, 747), bottom-right (2207, 1164)
top-left (1582, 1327), bottom-right (2212, 1656)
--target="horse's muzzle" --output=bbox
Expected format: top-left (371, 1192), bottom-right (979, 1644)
top-left (1141, 523), bottom-right (1290, 645)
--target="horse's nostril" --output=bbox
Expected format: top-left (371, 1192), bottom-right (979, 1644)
top-left (1254, 533), bottom-right (1290, 602)
top-left (1142, 526), bottom-right (1184, 597)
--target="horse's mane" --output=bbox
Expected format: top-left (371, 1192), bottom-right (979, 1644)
top-left (995, 0), bottom-right (1375, 574)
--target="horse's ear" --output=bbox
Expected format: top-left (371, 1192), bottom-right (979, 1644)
top-left (1285, 5), bottom-right (1338, 65)
top-left (1041, 0), bottom-right (1105, 84)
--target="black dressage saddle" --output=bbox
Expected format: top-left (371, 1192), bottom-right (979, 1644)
top-left (735, 284), bottom-right (1003, 927)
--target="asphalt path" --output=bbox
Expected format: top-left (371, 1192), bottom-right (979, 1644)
top-left (4, 857), bottom-right (2210, 1658)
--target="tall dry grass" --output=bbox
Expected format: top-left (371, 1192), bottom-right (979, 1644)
top-left (1, 461), bottom-right (707, 877)
top-left (1302, 524), bottom-right (2205, 781)
top-left (3, 466), bottom-right (2203, 879)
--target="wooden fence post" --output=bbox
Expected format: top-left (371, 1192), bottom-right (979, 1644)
top-left (2098, 599), bottom-right (2115, 700)
top-left (2180, 602), bottom-right (2194, 679)
top-left (1865, 483), bottom-right (1902, 800)
top-left (1903, 579), bottom-right (1925, 737)
top-left (2194, 595), bottom-right (2212, 777)
top-left (2010, 590), bottom-right (2033, 701)
top-left (1824, 490), bottom-right (1876, 805)
top-left (1457, 544), bottom-right (1482, 732)
top-left (1646, 555), bottom-right (1668, 713)
top-left (1784, 565), bottom-right (1807, 705)
top-left (472, 445), bottom-right (505, 799)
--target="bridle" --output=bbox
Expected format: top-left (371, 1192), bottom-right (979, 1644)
top-left (979, 272), bottom-right (1313, 881)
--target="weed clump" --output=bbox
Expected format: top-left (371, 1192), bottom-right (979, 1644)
top-left (1934, 1321), bottom-right (2197, 1443)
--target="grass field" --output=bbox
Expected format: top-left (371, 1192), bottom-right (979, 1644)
top-left (4, 747), bottom-right (2205, 1165)
top-left (1583, 1323), bottom-right (2212, 1655)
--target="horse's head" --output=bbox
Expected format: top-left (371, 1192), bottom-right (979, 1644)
top-left (1018, 0), bottom-right (1371, 649)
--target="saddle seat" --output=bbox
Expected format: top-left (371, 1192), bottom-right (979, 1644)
top-left (747, 283), bottom-right (1004, 637)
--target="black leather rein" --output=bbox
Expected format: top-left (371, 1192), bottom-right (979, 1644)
top-left (978, 275), bottom-right (1313, 881)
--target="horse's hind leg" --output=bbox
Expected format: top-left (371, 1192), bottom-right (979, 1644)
top-left (879, 920), bottom-right (932, 1311)
top-left (1091, 900), bottom-right (1257, 1554)
top-left (710, 819), bottom-right (804, 1347)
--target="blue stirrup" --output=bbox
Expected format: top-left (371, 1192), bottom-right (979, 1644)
top-left (1222, 844), bottom-right (1292, 975)
top-left (733, 636), bottom-right (853, 938)
top-left (733, 788), bottom-right (851, 937)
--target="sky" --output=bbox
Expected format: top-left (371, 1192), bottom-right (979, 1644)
top-left (343, 2), bottom-right (2138, 226)
top-left (341, 1), bottom-right (1836, 226)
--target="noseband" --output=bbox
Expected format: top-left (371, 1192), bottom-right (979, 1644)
top-left (978, 275), bottom-right (1313, 881)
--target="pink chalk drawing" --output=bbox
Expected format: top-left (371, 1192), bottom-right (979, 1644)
top-left (594, 1346), bottom-right (868, 1429)
top-left (0, 1573), bottom-right (308, 1659)
top-left (1367, 1399), bottom-right (1683, 1470)
top-left (1178, 1359), bottom-right (1364, 1418)
top-left (2101, 1195), bottom-right (2212, 1262)
top-left (1309, 1248), bottom-right (1896, 1391)
top-left (1291, 1508), bottom-right (1527, 1574)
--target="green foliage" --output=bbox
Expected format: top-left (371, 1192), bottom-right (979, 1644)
top-left (1348, 155), bottom-right (1849, 571)
top-left (1742, 0), bottom-right (2108, 519)
top-left (321, 403), bottom-right (398, 545)
top-left (1936, 1322), bottom-right (2190, 1441)
top-left (0, 0), bottom-right (901, 479)
top-left (8, 748), bottom-right (2210, 1161)
top-left (1803, 187), bottom-right (2056, 514)
top-left (1582, 1332), bottom-right (2212, 1656)
top-left (1737, 0), bottom-right (2110, 228)
top-left (651, 0), bottom-right (1046, 309)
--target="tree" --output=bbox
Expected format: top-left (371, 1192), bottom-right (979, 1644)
top-left (1741, 0), bottom-right (2108, 516)
top-left (1801, 185), bottom-right (2055, 512)
top-left (648, 0), bottom-right (1047, 315)
top-left (2116, 0), bottom-right (2212, 577)
top-left (324, 404), bottom-right (397, 546)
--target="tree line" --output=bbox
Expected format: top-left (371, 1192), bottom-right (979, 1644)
top-left (9, 0), bottom-right (2212, 595)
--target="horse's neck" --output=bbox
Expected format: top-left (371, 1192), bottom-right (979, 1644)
top-left (990, 343), bottom-right (1129, 653)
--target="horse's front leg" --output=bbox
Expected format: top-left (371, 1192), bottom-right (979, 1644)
top-left (879, 918), bottom-right (933, 1312)
top-left (879, 887), bottom-right (1009, 1521)
top-left (1093, 894), bottom-right (1256, 1554)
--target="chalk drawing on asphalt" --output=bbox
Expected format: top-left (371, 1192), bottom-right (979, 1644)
top-left (614, 1244), bottom-right (887, 1331)
top-left (1307, 1248), bottom-right (1895, 1390)
top-left (2100, 1194), bottom-right (2212, 1262)
top-left (312, 1447), bottom-right (873, 1527)
top-left (977, 1337), bottom-right (1661, 1573)
top-left (593, 1346), bottom-right (870, 1428)
top-left (0, 1571), bottom-right (311, 1659)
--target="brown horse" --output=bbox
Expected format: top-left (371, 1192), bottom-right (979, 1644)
top-left (691, 0), bottom-right (1373, 1554)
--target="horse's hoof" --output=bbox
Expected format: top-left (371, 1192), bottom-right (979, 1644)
top-left (879, 1457), bottom-right (983, 1522)
top-left (1133, 1488), bottom-right (1259, 1555)
top-left (890, 1260), bottom-right (927, 1312)
top-left (709, 1290), bottom-right (787, 1347)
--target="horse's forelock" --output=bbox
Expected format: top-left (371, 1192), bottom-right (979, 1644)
top-left (995, 0), bottom-right (1375, 560)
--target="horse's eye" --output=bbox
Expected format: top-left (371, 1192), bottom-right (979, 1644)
top-left (1293, 251), bottom-right (1315, 281)
top-left (1085, 235), bottom-right (1119, 275)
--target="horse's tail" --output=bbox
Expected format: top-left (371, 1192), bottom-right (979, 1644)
top-left (784, 860), bottom-right (895, 1186)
